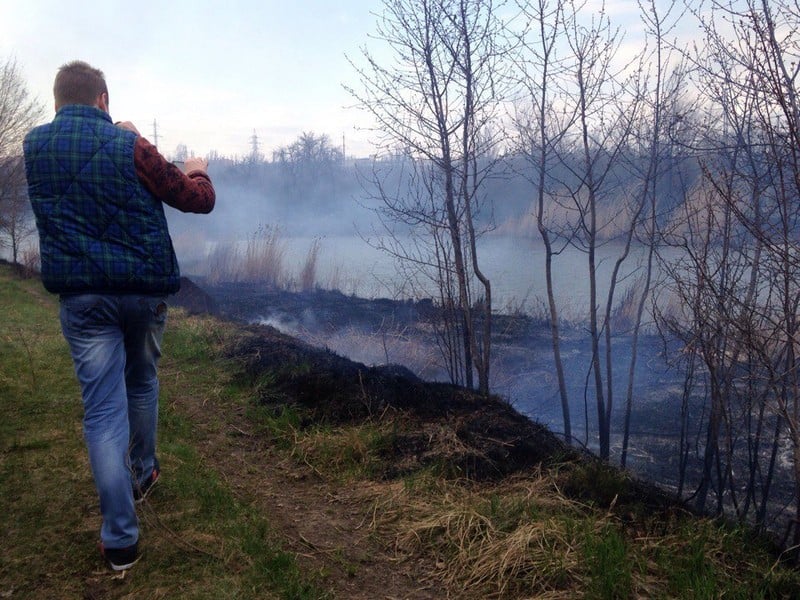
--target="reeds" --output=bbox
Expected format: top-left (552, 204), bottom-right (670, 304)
top-left (242, 225), bottom-right (286, 285)
top-left (205, 225), bottom-right (287, 286)
top-left (203, 228), bottom-right (335, 292)
top-left (298, 238), bottom-right (320, 292)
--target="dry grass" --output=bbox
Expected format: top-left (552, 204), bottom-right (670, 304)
top-left (205, 242), bottom-right (240, 284)
top-left (357, 465), bottom-right (798, 599)
top-left (366, 474), bottom-right (589, 598)
top-left (610, 275), bottom-right (644, 333)
top-left (290, 423), bottom-right (387, 480)
top-left (201, 231), bottom-right (330, 292)
top-left (241, 225), bottom-right (286, 285)
top-left (206, 226), bottom-right (287, 286)
top-left (298, 238), bottom-right (321, 292)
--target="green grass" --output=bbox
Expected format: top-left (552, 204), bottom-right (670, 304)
top-left (0, 265), bottom-right (327, 599)
top-left (582, 522), bottom-right (633, 599)
top-left (292, 422), bottom-right (393, 481)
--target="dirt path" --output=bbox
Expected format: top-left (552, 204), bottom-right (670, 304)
top-left (168, 393), bottom-right (446, 600)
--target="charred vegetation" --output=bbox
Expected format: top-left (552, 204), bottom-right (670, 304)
top-left (223, 318), bottom-right (680, 520)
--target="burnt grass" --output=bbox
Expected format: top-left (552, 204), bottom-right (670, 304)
top-left (228, 321), bottom-right (567, 480)
top-left (174, 278), bottom-right (680, 514)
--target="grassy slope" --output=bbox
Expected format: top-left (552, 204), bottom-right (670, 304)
top-left (2, 263), bottom-right (800, 599)
top-left (0, 266), bottom-right (321, 599)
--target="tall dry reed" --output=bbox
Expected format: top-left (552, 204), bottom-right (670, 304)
top-left (298, 238), bottom-right (321, 292)
top-left (205, 225), bottom-right (287, 286)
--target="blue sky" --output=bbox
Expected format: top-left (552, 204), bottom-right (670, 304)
top-left (0, 0), bottom-right (381, 158)
top-left (1, 0), bottom-right (692, 160)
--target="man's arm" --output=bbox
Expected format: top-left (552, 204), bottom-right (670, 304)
top-left (132, 136), bottom-right (215, 214)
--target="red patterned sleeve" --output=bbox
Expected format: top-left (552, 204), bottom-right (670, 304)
top-left (133, 136), bottom-right (216, 214)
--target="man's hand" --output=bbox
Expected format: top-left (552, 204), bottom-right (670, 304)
top-left (115, 121), bottom-right (141, 135)
top-left (184, 157), bottom-right (209, 174)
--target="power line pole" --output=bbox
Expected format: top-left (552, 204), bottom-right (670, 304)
top-left (152, 119), bottom-right (159, 148)
top-left (250, 129), bottom-right (260, 161)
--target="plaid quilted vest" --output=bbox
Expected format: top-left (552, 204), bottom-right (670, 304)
top-left (24, 105), bottom-right (180, 295)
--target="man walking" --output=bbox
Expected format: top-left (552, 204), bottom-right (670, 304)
top-left (23, 60), bottom-right (215, 571)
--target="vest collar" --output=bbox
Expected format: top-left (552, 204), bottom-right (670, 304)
top-left (55, 104), bottom-right (113, 124)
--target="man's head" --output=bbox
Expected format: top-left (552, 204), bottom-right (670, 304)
top-left (53, 60), bottom-right (108, 112)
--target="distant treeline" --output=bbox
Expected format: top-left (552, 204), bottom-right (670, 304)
top-left (165, 138), bottom-right (704, 243)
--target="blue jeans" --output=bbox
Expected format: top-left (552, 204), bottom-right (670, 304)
top-left (59, 293), bottom-right (167, 549)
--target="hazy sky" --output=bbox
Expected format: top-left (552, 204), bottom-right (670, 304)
top-left (1, 0), bottom-right (686, 160)
top-left (0, 0), bottom-right (382, 158)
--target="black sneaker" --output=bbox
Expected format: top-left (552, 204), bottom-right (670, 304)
top-left (100, 542), bottom-right (140, 571)
top-left (134, 459), bottom-right (160, 504)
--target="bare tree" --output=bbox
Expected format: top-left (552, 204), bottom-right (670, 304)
top-left (513, 0), bottom-right (575, 442)
top-left (658, 0), bottom-right (800, 544)
top-left (0, 156), bottom-right (36, 265)
top-left (536, 0), bottom-right (640, 459)
top-left (273, 132), bottom-right (343, 167)
top-left (349, 0), bottom-right (508, 394)
top-left (571, 3), bottom-right (646, 461)
top-left (0, 57), bottom-right (44, 264)
top-left (618, 0), bottom-right (690, 468)
top-left (709, 0), bottom-right (800, 546)
top-left (513, 0), bottom-right (688, 460)
top-left (659, 170), bottom-right (754, 516)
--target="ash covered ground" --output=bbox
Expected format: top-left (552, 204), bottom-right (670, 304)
top-left (173, 277), bottom-right (797, 535)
